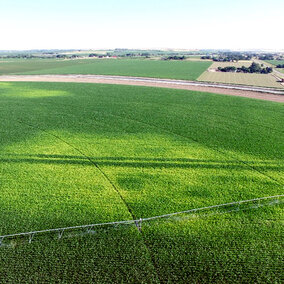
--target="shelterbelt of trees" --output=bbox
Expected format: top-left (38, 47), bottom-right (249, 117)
top-left (218, 63), bottom-right (273, 74)
top-left (201, 53), bottom-right (283, 63)
top-left (201, 53), bottom-right (252, 62)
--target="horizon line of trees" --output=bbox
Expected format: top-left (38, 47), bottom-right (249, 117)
top-left (258, 54), bottom-right (274, 60)
top-left (201, 53), bottom-right (252, 62)
top-left (213, 54), bottom-right (252, 62)
top-left (0, 54), bottom-right (80, 59)
top-left (162, 55), bottom-right (186, 61)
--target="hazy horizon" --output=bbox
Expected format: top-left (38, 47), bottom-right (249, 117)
top-left (1, 0), bottom-right (283, 51)
top-left (0, 48), bottom-right (283, 53)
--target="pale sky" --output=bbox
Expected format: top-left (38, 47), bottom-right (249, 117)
top-left (0, 0), bottom-right (283, 51)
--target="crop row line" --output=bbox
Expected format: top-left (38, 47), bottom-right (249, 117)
top-left (0, 194), bottom-right (283, 246)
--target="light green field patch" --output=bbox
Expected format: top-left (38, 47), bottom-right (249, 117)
top-left (0, 82), bottom-right (69, 98)
top-left (1, 130), bottom-right (132, 235)
top-left (197, 71), bottom-right (284, 88)
top-left (266, 60), bottom-right (284, 66)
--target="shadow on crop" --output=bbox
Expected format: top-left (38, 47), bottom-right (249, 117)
top-left (0, 81), bottom-right (283, 161)
top-left (0, 153), bottom-right (283, 171)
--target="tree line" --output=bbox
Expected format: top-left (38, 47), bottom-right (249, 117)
top-left (218, 62), bottom-right (273, 74)
top-left (162, 55), bottom-right (186, 60)
top-left (201, 53), bottom-right (252, 62)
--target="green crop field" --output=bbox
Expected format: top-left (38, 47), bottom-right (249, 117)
top-left (0, 58), bottom-right (210, 80)
top-left (266, 60), bottom-right (284, 66)
top-left (0, 59), bottom-right (79, 75)
top-left (0, 82), bottom-right (283, 283)
top-left (198, 71), bottom-right (284, 88)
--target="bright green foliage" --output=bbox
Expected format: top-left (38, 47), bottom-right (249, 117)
top-left (0, 82), bottom-right (283, 282)
top-left (0, 58), bottom-right (211, 80)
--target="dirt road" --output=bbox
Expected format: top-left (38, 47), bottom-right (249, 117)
top-left (0, 74), bottom-right (283, 103)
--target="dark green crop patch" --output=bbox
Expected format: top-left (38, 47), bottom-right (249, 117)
top-left (0, 58), bottom-right (211, 81)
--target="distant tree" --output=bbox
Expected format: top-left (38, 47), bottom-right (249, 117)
top-left (201, 55), bottom-right (211, 59)
top-left (218, 66), bottom-right (236, 72)
top-left (249, 62), bottom-right (262, 73)
top-left (56, 54), bottom-right (67, 58)
top-left (163, 55), bottom-right (186, 60)
top-left (141, 52), bottom-right (150, 57)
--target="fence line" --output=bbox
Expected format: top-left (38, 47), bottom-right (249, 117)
top-left (0, 194), bottom-right (283, 246)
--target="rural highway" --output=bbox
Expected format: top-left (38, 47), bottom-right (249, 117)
top-left (0, 74), bottom-right (283, 102)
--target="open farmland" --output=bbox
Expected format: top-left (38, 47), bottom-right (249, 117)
top-left (0, 58), bottom-right (211, 81)
top-left (266, 60), bottom-right (284, 66)
top-left (0, 59), bottom-right (81, 75)
top-left (209, 61), bottom-right (253, 70)
top-left (198, 71), bottom-right (284, 88)
top-left (0, 82), bottom-right (283, 282)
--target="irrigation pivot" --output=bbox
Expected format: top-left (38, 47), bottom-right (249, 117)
top-left (0, 195), bottom-right (283, 247)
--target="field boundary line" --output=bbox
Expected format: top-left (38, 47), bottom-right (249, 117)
top-left (1, 195), bottom-right (283, 245)
top-left (0, 74), bottom-right (284, 97)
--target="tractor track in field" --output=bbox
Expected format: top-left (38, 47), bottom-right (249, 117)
top-left (93, 110), bottom-right (283, 187)
top-left (15, 119), bottom-right (136, 220)
top-left (16, 98), bottom-right (283, 186)
top-left (15, 118), bottom-right (162, 283)
top-left (0, 74), bottom-right (284, 102)
top-left (41, 98), bottom-right (283, 187)
top-left (10, 110), bottom-right (283, 283)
